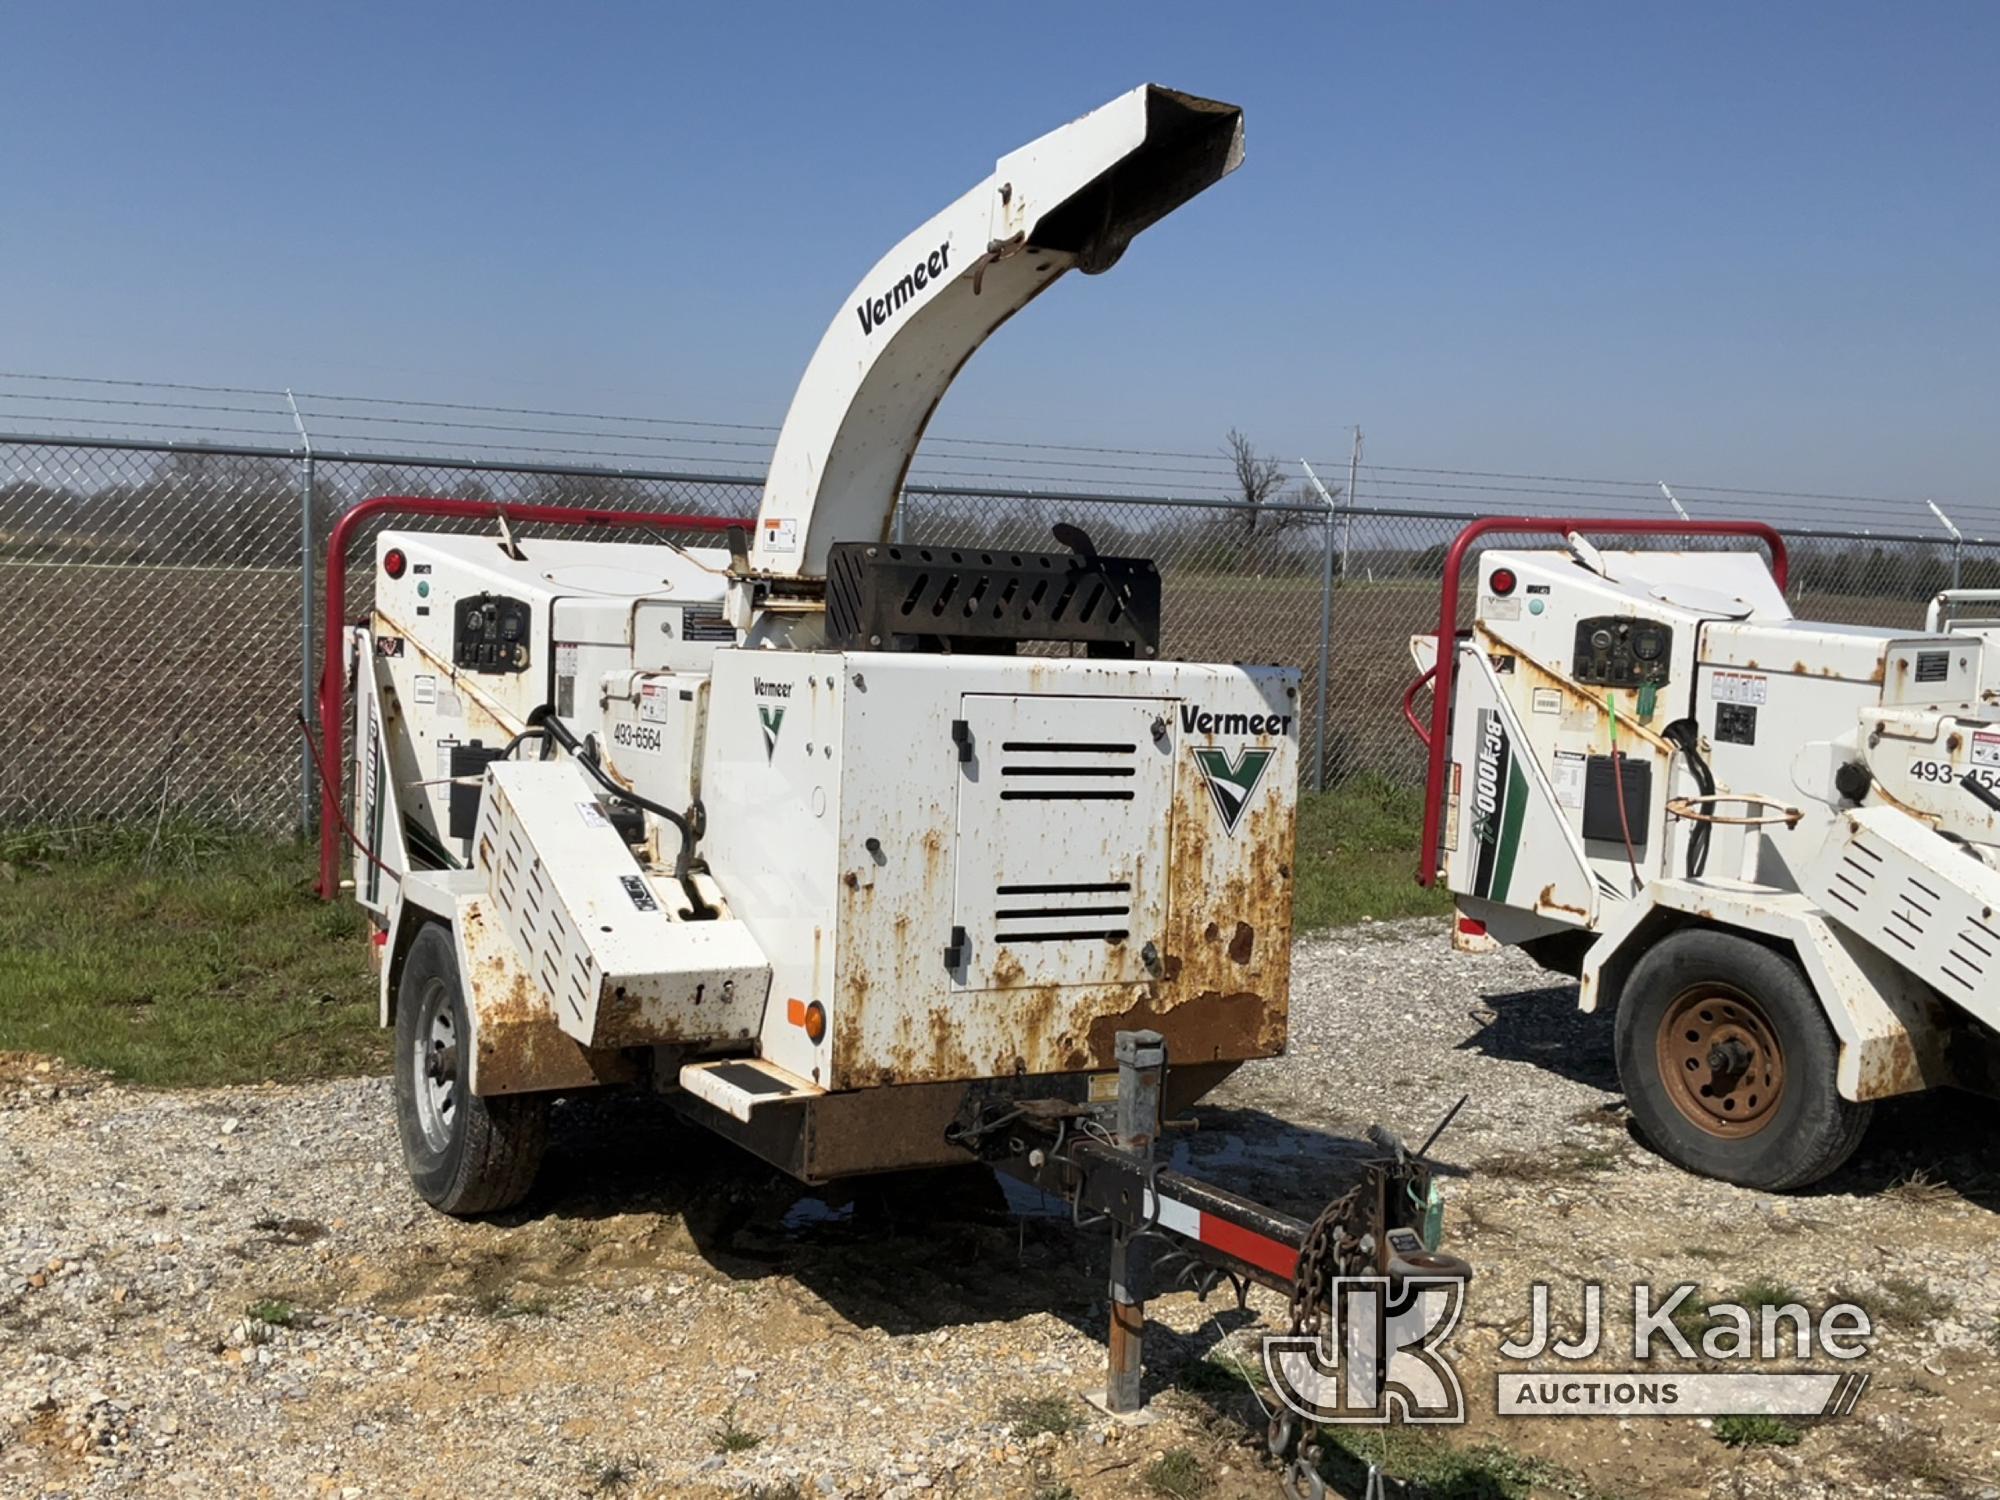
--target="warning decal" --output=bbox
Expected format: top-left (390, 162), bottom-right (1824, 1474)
top-left (1711, 671), bottom-right (1768, 706)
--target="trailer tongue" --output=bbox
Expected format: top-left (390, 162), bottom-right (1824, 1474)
top-left (326, 84), bottom-right (1469, 1435)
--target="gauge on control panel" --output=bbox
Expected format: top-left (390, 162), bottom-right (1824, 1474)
top-left (452, 593), bottom-right (532, 674)
top-left (1572, 615), bottom-right (1673, 688)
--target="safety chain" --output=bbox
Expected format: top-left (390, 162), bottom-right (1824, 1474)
top-left (1269, 1174), bottom-right (1381, 1500)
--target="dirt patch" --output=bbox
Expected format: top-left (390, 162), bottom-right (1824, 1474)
top-left (1, 929), bottom-right (1996, 1497)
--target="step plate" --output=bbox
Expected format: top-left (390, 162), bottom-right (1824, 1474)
top-left (678, 1057), bottom-right (823, 1122)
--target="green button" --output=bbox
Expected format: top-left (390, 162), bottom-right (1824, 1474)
top-left (417, 581), bottom-right (430, 597)
top-left (1528, 597), bottom-right (1544, 615)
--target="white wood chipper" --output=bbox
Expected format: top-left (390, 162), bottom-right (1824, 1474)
top-left (320, 86), bottom-right (1469, 1428)
top-left (1411, 522), bottom-right (2000, 1189)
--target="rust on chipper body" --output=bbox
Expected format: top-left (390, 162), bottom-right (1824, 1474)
top-left (830, 720), bottom-right (1294, 1089)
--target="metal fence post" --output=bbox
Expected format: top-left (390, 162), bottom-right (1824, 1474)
top-left (1313, 507), bottom-right (1335, 792)
top-left (1300, 459), bottom-right (1341, 794)
top-left (298, 451), bottom-right (317, 832)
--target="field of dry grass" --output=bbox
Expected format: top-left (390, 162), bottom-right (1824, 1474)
top-left (0, 545), bottom-right (1953, 834)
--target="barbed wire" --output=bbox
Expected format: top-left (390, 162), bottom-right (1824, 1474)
top-left (0, 369), bottom-right (1989, 533)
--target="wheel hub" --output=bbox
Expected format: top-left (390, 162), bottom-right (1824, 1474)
top-left (411, 978), bottom-right (460, 1154)
top-left (1658, 988), bottom-right (1785, 1139)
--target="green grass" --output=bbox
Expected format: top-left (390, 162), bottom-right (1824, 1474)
top-left (0, 824), bottom-right (381, 1086)
top-left (997, 1393), bottom-right (1083, 1440)
top-left (1141, 1449), bottom-right (1212, 1499)
top-left (708, 1407), bottom-right (763, 1454)
top-left (1294, 775), bottom-right (1451, 930)
top-left (244, 1298), bottom-right (300, 1328)
top-left (1317, 1429), bottom-right (1603, 1500)
top-left (474, 1286), bottom-right (553, 1319)
top-left (1726, 1278), bottom-right (1804, 1312)
top-left (1712, 1414), bottom-right (1802, 1449)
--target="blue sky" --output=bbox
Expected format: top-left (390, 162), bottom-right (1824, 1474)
top-left (4, 2), bottom-right (1996, 513)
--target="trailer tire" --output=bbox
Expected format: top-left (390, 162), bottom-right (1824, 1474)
top-left (394, 923), bottom-right (548, 1216)
top-left (1614, 928), bottom-right (1870, 1191)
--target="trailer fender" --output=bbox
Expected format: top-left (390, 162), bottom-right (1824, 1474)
top-left (382, 880), bottom-right (634, 1096)
top-left (378, 869), bottom-right (476, 1027)
top-left (1581, 880), bottom-right (1949, 1101)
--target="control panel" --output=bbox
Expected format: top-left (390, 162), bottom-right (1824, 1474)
top-left (1572, 616), bottom-right (1673, 689)
top-left (453, 593), bottom-right (532, 674)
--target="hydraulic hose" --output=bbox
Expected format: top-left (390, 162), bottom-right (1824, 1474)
top-left (1663, 719), bottom-right (1715, 879)
top-left (525, 705), bottom-right (714, 918)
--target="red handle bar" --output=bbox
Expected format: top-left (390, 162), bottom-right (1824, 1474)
top-left (315, 496), bottom-right (742, 899)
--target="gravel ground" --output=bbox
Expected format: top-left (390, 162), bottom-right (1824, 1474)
top-left (2, 921), bottom-right (1997, 1498)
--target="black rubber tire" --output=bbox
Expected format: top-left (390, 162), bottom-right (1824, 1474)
top-left (1614, 927), bottom-right (1872, 1190)
top-left (393, 923), bottom-right (548, 1216)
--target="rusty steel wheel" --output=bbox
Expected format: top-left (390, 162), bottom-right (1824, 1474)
top-left (1614, 927), bottom-right (1871, 1191)
top-left (1656, 985), bottom-right (1786, 1139)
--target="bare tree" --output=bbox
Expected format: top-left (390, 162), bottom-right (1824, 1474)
top-left (1226, 428), bottom-right (1289, 537)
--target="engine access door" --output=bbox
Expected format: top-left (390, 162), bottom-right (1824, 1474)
top-left (951, 694), bottom-right (1174, 992)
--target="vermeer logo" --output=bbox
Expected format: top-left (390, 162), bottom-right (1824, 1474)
top-left (753, 678), bottom-right (792, 763)
top-left (855, 241), bottom-right (950, 336)
top-left (757, 704), bottom-right (785, 763)
top-left (1192, 746), bottom-right (1275, 836)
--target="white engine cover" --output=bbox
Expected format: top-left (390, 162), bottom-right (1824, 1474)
top-left (698, 650), bottom-right (1299, 1091)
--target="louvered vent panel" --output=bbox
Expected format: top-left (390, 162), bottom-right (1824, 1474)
top-left (992, 880), bottom-right (1134, 944)
top-left (996, 738), bottom-right (1140, 803)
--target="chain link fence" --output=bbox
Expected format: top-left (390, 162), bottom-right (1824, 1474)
top-left (4, 434), bottom-right (1993, 834)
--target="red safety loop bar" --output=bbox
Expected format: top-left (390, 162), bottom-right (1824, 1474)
top-left (1406, 517), bottom-right (1788, 888)
top-left (315, 496), bottom-right (742, 898)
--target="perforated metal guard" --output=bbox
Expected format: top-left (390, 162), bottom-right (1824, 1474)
top-left (824, 541), bottom-right (1161, 655)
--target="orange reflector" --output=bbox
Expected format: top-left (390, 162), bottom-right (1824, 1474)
top-left (786, 998), bottom-right (806, 1026)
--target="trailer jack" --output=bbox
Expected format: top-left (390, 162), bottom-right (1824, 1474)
top-left (957, 1030), bottom-right (1473, 1441)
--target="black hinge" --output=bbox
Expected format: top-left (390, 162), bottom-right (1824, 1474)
top-left (944, 924), bottom-right (968, 970)
top-left (950, 718), bottom-right (974, 762)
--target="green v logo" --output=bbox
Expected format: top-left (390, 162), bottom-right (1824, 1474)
top-left (758, 704), bottom-right (785, 762)
top-left (1191, 747), bottom-right (1275, 836)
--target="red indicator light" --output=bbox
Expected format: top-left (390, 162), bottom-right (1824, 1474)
top-left (383, 547), bottom-right (407, 579)
top-left (1489, 567), bottom-right (1517, 597)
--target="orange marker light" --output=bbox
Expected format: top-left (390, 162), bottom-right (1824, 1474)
top-left (804, 1002), bottom-right (827, 1044)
